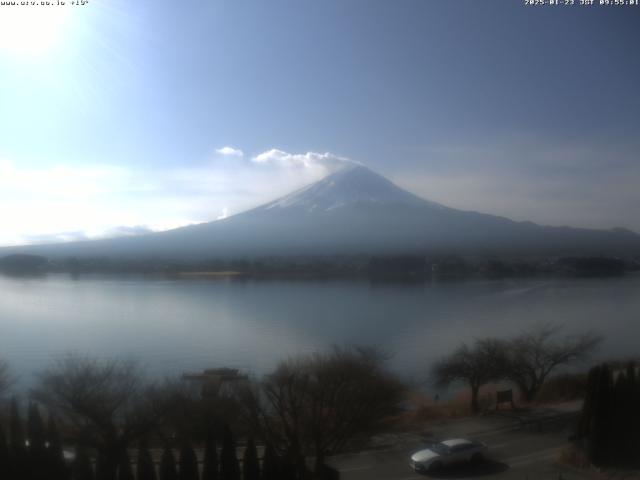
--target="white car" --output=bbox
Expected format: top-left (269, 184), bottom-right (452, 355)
top-left (410, 438), bottom-right (488, 473)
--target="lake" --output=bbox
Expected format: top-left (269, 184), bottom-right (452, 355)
top-left (1, 273), bottom-right (638, 389)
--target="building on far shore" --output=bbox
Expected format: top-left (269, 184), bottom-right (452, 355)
top-left (182, 367), bottom-right (248, 397)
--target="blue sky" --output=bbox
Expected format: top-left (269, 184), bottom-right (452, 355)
top-left (0, 0), bottom-right (639, 245)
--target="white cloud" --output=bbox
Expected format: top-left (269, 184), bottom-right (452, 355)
top-left (101, 225), bottom-right (153, 238)
top-left (22, 231), bottom-right (89, 245)
top-left (0, 148), bottom-right (357, 246)
top-left (18, 225), bottom-right (167, 246)
top-left (216, 207), bottom-right (229, 220)
top-left (252, 149), bottom-right (353, 172)
top-left (215, 146), bottom-right (244, 157)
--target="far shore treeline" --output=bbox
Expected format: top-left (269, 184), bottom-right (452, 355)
top-left (0, 326), bottom-right (619, 479)
top-left (0, 252), bottom-right (638, 278)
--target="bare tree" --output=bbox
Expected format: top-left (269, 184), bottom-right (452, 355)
top-left (238, 347), bottom-right (406, 474)
top-left (431, 338), bottom-right (508, 413)
top-left (32, 354), bottom-right (179, 480)
top-left (505, 324), bottom-right (602, 402)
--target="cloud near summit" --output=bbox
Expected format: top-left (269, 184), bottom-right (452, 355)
top-left (215, 146), bottom-right (244, 157)
top-left (251, 149), bottom-right (355, 172)
top-left (213, 146), bottom-right (355, 174)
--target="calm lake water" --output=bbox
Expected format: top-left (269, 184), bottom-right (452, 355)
top-left (1, 273), bottom-right (638, 388)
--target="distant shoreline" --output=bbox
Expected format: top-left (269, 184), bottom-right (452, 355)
top-left (176, 270), bottom-right (245, 277)
top-left (1, 252), bottom-right (638, 279)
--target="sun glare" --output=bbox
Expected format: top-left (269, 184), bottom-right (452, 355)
top-left (0, 5), bottom-right (71, 57)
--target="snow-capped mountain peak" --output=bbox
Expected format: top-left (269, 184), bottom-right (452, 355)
top-left (260, 164), bottom-right (444, 213)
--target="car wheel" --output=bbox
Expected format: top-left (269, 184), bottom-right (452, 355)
top-left (429, 460), bottom-right (443, 472)
top-left (471, 452), bottom-right (484, 464)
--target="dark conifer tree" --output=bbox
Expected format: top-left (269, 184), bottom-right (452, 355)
top-left (260, 443), bottom-right (278, 480)
top-left (201, 434), bottom-right (218, 480)
top-left (611, 371), bottom-right (627, 463)
top-left (47, 415), bottom-right (69, 480)
top-left (0, 426), bottom-right (10, 480)
top-left (579, 362), bottom-right (640, 466)
top-left (621, 362), bottom-right (639, 463)
top-left (220, 425), bottom-right (240, 480)
top-left (627, 361), bottom-right (638, 388)
top-left (95, 453), bottom-right (112, 480)
top-left (137, 439), bottom-right (157, 480)
top-left (577, 366), bottom-right (598, 439)
top-left (626, 361), bottom-right (639, 461)
top-left (9, 398), bottom-right (26, 479)
top-left (279, 451), bottom-right (295, 480)
top-left (178, 442), bottom-right (199, 480)
top-left (159, 446), bottom-right (178, 480)
top-left (242, 437), bottom-right (260, 480)
top-left (27, 402), bottom-right (48, 480)
top-left (592, 364), bottom-right (613, 465)
top-left (117, 449), bottom-right (135, 480)
top-left (73, 447), bottom-right (95, 480)
top-left (27, 403), bottom-right (46, 452)
top-left (9, 398), bottom-right (25, 447)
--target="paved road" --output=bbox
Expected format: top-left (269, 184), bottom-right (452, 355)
top-left (329, 407), bottom-right (593, 480)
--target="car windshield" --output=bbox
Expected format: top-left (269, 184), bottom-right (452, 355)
top-left (431, 443), bottom-right (452, 455)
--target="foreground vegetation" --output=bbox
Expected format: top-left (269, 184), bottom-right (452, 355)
top-left (431, 325), bottom-right (602, 413)
top-left (0, 348), bottom-right (403, 480)
top-left (0, 325), bottom-right (612, 479)
top-left (576, 361), bottom-right (640, 467)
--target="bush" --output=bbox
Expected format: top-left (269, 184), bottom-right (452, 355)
top-left (535, 373), bottom-right (587, 403)
top-left (576, 362), bottom-right (640, 467)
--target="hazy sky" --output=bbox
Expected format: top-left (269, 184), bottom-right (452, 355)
top-left (1, 0), bottom-right (639, 246)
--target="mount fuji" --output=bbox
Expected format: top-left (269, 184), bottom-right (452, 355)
top-left (3, 164), bottom-right (640, 259)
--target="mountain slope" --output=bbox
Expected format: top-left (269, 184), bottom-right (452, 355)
top-left (255, 163), bottom-right (444, 212)
top-left (3, 165), bottom-right (640, 259)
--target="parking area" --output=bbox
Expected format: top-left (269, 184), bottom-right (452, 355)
top-left (329, 404), bottom-right (595, 480)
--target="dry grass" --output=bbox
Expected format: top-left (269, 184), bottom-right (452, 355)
top-left (558, 444), bottom-right (592, 470)
top-left (535, 373), bottom-right (587, 404)
top-left (390, 391), bottom-right (465, 428)
top-left (396, 385), bottom-right (511, 428)
top-left (396, 377), bottom-right (587, 431)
